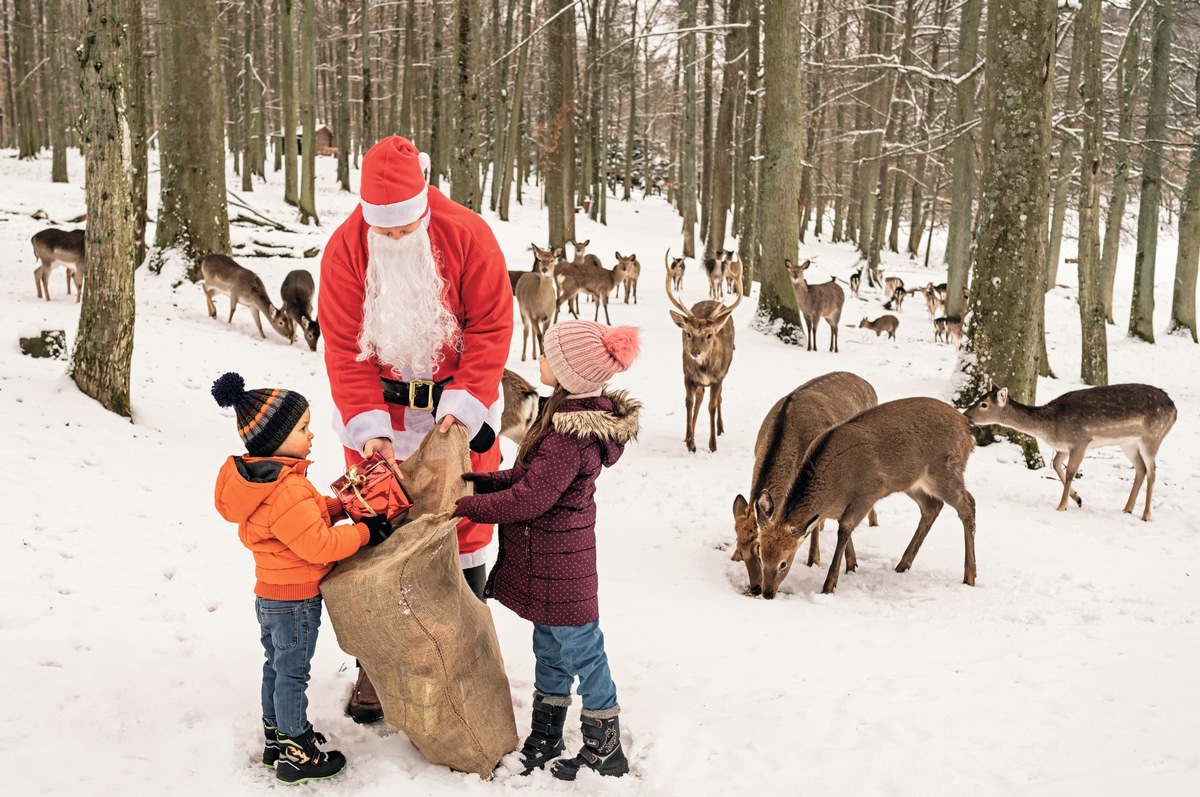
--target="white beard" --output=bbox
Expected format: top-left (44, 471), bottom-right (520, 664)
top-left (358, 227), bottom-right (462, 376)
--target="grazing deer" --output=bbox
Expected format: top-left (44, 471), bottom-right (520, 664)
top-left (732, 372), bottom-right (879, 597)
top-left (884, 275), bottom-right (905, 298)
top-left (849, 268), bottom-right (863, 299)
top-left (514, 252), bottom-right (557, 361)
top-left (666, 250), bottom-right (686, 292)
top-left (666, 265), bottom-right (743, 452)
top-left (200, 254), bottom-right (295, 341)
top-left (32, 228), bottom-right (86, 302)
top-left (963, 384), bottom-right (1177, 521)
top-left (618, 252), bottom-right (641, 304)
top-left (883, 286), bottom-right (908, 312)
top-left (500, 369), bottom-right (540, 445)
top-left (280, 269), bottom-right (321, 350)
top-left (757, 397), bottom-right (978, 595)
top-left (933, 316), bottom-right (963, 348)
top-left (555, 253), bottom-right (630, 325)
top-left (785, 259), bottom-right (845, 352)
top-left (704, 250), bottom-right (731, 300)
top-left (858, 314), bottom-right (899, 339)
top-left (724, 252), bottom-right (743, 296)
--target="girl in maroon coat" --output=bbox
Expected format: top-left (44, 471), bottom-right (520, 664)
top-left (453, 321), bottom-right (641, 780)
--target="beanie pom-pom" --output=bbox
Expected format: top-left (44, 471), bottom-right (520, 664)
top-left (211, 372), bottom-right (246, 408)
top-left (603, 327), bottom-right (640, 370)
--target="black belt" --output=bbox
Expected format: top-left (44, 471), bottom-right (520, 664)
top-left (380, 377), bottom-right (453, 412)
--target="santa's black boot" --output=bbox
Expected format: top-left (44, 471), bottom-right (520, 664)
top-left (274, 728), bottom-right (347, 785)
top-left (552, 707), bottom-right (629, 780)
top-left (519, 691), bottom-right (570, 775)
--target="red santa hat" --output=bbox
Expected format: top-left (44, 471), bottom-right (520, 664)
top-left (359, 136), bottom-right (432, 228)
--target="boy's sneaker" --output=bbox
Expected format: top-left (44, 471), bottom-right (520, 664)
top-left (275, 729), bottom-right (347, 785)
top-left (262, 718), bottom-right (280, 767)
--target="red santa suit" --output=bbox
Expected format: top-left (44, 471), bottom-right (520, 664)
top-left (320, 138), bottom-right (513, 567)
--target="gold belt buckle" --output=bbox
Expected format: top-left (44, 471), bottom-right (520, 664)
top-left (408, 379), bottom-right (436, 411)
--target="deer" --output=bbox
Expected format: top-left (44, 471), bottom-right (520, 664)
top-left (933, 316), bottom-right (963, 348)
top-left (704, 250), bottom-right (732, 300)
top-left (916, 283), bottom-right (943, 319)
top-left (568, 239), bottom-right (603, 311)
top-left (554, 253), bottom-right (631, 325)
top-left (666, 262), bottom-right (743, 453)
top-left (724, 252), bottom-right (743, 296)
top-left (32, 228), bottom-right (86, 302)
top-left (619, 252), bottom-right (640, 304)
top-left (858, 314), bottom-right (899, 339)
top-left (513, 244), bottom-right (561, 294)
top-left (884, 275), bottom-right (905, 299)
top-left (200, 254), bottom-right (295, 341)
top-left (757, 397), bottom-right (978, 595)
top-left (280, 269), bottom-right (321, 350)
top-left (666, 250), bottom-right (686, 292)
top-left (849, 268), bottom-right (863, 300)
top-left (514, 250), bottom-right (557, 361)
top-left (963, 384), bottom-right (1177, 521)
top-left (883, 286), bottom-right (908, 312)
top-left (732, 372), bottom-right (879, 598)
top-left (500, 369), bottom-right (539, 445)
top-left (785, 259), bottom-right (845, 352)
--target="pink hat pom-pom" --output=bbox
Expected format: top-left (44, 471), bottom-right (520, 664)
top-left (603, 326), bottom-right (640, 370)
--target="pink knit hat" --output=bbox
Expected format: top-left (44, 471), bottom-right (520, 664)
top-left (543, 322), bottom-right (639, 394)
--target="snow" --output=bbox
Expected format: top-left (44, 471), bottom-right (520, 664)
top-left (2, 150), bottom-right (1197, 796)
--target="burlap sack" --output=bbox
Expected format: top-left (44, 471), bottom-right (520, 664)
top-left (321, 425), bottom-right (518, 779)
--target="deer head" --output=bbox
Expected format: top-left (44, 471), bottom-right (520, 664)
top-left (731, 494), bottom-right (765, 595)
top-left (754, 489), bottom-right (819, 600)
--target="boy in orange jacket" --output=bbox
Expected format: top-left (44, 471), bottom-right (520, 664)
top-left (212, 372), bottom-right (394, 785)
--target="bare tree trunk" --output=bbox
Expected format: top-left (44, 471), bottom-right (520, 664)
top-left (127, 0), bottom-right (148, 267)
top-left (679, 0), bottom-right (697, 258)
top-left (241, 2), bottom-right (257, 192)
top-left (46, 0), bottom-right (66, 180)
top-left (954, 0), bottom-right (1055, 470)
top-left (2, 0), bottom-right (17, 148)
top-left (12, 0), bottom-right (39, 157)
top-left (335, 0), bottom-right (351, 191)
top-left (622, 0), bottom-right (637, 201)
top-left (429, 0), bottom-right (445, 186)
top-left (451, 0), bottom-right (481, 209)
top-left (156, 0), bottom-right (230, 268)
top-left (544, 0), bottom-right (576, 248)
top-left (944, 0), bottom-right (982, 318)
top-left (756, 0), bottom-right (804, 334)
top-left (499, 0), bottom-right (532, 221)
top-left (73, 0), bottom-right (136, 417)
top-left (1101, 0), bottom-right (1144, 324)
top-left (361, 0), bottom-right (372, 147)
top-left (908, 0), bottom-right (947, 257)
top-left (1129, 0), bottom-right (1172, 343)
top-left (798, 0), bottom-right (824, 242)
top-left (298, 0), bottom-right (318, 224)
top-left (280, 0), bottom-right (298, 205)
top-left (699, 0), bottom-right (714, 244)
top-left (735, 0), bottom-right (761, 277)
top-left (1076, 0), bottom-right (1107, 383)
top-left (1170, 51), bottom-right (1200, 342)
top-left (705, 0), bottom-right (741, 257)
top-left (1046, 15), bottom-right (1084, 288)
top-left (488, 0), bottom-right (515, 212)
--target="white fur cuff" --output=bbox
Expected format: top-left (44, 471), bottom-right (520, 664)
top-left (437, 388), bottom-right (496, 441)
top-left (338, 409), bottom-right (394, 454)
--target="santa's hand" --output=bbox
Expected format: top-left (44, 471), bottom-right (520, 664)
top-left (363, 437), bottom-right (403, 479)
top-left (437, 414), bottom-right (465, 433)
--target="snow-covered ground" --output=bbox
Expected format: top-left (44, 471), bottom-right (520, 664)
top-left (2, 150), bottom-right (1197, 796)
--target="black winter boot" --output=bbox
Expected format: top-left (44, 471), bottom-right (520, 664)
top-left (261, 718), bottom-right (279, 767)
top-left (519, 691), bottom-right (570, 775)
top-left (552, 707), bottom-right (629, 780)
top-left (274, 729), bottom-right (347, 785)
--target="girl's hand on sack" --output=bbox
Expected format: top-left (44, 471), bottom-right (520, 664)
top-left (461, 471), bottom-right (495, 494)
top-left (364, 437), bottom-right (403, 480)
top-left (452, 495), bottom-right (477, 519)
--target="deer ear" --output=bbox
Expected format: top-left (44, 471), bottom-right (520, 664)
top-left (997, 387), bottom-right (1009, 406)
top-left (800, 260), bottom-right (811, 271)
top-left (670, 311), bottom-right (689, 329)
top-left (730, 548), bottom-right (744, 562)
top-left (784, 258), bottom-right (793, 269)
top-left (755, 491), bottom-right (774, 520)
top-left (553, 248), bottom-right (563, 259)
top-left (792, 514), bottom-right (820, 540)
top-left (581, 239), bottom-right (589, 247)
top-left (733, 494), bottom-right (749, 516)
top-left (615, 251), bottom-right (622, 260)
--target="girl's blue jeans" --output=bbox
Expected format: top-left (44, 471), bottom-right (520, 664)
top-left (256, 595), bottom-right (322, 738)
top-left (532, 621), bottom-right (618, 711)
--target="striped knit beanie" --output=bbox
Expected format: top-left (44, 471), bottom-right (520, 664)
top-left (211, 372), bottom-right (309, 457)
top-left (542, 322), bottom-right (640, 394)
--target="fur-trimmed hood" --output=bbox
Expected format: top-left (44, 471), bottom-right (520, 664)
top-left (551, 390), bottom-right (640, 467)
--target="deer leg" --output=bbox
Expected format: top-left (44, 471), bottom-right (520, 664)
top-left (684, 385), bottom-right (699, 453)
top-left (867, 506), bottom-right (879, 527)
top-left (845, 536), bottom-right (857, 573)
top-left (225, 291), bottom-right (240, 325)
top-left (707, 383), bottom-right (723, 452)
top-left (822, 522), bottom-right (858, 594)
top-left (896, 490), bottom-right (944, 574)
top-left (1141, 453), bottom-right (1156, 522)
top-left (1051, 451), bottom-right (1082, 507)
top-left (829, 318), bottom-right (839, 352)
top-left (1057, 448), bottom-right (1087, 511)
top-left (203, 287), bottom-right (217, 318)
top-left (940, 483), bottom-right (978, 585)
top-left (807, 520), bottom-right (822, 567)
top-left (520, 319), bottom-right (530, 361)
top-left (1119, 441), bottom-right (1147, 516)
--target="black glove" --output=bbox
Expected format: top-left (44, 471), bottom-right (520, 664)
top-left (362, 514), bottom-right (395, 547)
top-left (461, 471), bottom-right (495, 494)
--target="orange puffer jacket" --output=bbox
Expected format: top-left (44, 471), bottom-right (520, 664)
top-left (215, 455), bottom-right (369, 600)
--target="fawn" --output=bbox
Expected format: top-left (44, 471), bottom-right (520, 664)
top-left (858, 315), bottom-right (899, 339)
top-left (32, 228), bottom-right (86, 302)
top-left (200, 255), bottom-right (294, 341)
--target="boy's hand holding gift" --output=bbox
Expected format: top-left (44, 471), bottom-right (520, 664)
top-left (332, 452), bottom-right (413, 523)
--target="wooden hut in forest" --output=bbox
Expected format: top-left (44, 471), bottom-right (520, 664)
top-left (271, 123), bottom-right (336, 156)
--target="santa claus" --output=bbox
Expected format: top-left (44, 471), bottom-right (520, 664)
top-left (319, 135), bottom-right (513, 720)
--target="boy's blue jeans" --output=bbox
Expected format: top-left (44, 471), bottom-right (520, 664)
top-left (256, 595), bottom-right (322, 738)
top-left (532, 621), bottom-right (617, 712)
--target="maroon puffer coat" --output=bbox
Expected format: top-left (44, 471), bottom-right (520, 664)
top-left (453, 391), bottom-right (640, 626)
